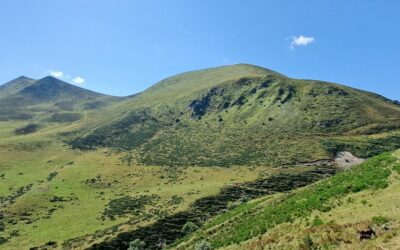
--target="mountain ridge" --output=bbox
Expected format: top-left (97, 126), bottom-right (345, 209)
top-left (0, 75), bottom-right (120, 122)
top-left (63, 64), bottom-right (400, 167)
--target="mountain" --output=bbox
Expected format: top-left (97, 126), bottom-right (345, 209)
top-left (68, 64), bottom-right (400, 167)
top-left (0, 76), bottom-right (36, 98)
top-left (0, 75), bottom-right (120, 122)
top-left (1, 64), bottom-right (400, 250)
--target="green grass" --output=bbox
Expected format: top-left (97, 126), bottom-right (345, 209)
top-left (178, 152), bottom-right (397, 249)
top-left (67, 65), bottom-right (400, 167)
top-left (1, 64), bottom-right (400, 249)
top-left (0, 124), bottom-right (267, 249)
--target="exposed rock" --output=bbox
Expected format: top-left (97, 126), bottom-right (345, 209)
top-left (335, 151), bottom-right (365, 169)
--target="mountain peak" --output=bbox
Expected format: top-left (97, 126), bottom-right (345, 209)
top-left (14, 75), bottom-right (33, 81)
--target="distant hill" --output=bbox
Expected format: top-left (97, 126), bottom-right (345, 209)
top-left (0, 76), bottom-right (120, 122)
top-left (68, 64), bottom-right (400, 166)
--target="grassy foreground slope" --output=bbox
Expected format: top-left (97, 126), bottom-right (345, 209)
top-left (69, 64), bottom-right (400, 167)
top-left (0, 120), bottom-right (270, 249)
top-left (176, 150), bottom-right (400, 249)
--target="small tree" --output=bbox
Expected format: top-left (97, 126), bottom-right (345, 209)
top-left (127, 239), bottom-right (146, 250)
top-left (195, 240), bottom-right (213, 250)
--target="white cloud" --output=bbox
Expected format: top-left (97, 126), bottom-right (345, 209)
top-left (72, 76), bottom-right (85, 85)
top-left (49, 70), bottom-right (64, 78)
top-left (290, 35), bottom-right (315, 49)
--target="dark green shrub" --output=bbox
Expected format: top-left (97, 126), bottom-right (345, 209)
top-left (182, 221), bottom-right (199, 235)
top-left (49, 112), bottom-right (82, 123)
top-left (103, 195), bottom-right (159, 218)
top-left (301, 235), bottom-right (316, 250)
top-left (195, 240), bottom-right (213, 250)
top-left (372, 216), bottom-right (389, 226)
top-left (127, 239), bottom-right (146, 250)
top-left (393, 163), bottom-right (400, 173)
top-left (15, 124), bottom-right (39, 135)
top-left (312, 217), bottom-right (324, 226)
top-left (0, 236), bottom-right (7, 245)
top-left (47, 172), bottom-right (58, 181)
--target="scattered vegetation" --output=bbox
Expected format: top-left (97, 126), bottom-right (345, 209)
top-left (48, 112), bottom-right (82, 123)
top-left (69, 110), bottom-right (161, 150)
top-left (103, 195), bottom-right (159, 219)
top-left (322, 135), bottom-right (400, 158)
top-left (180, 153), bottom-right (396, 248)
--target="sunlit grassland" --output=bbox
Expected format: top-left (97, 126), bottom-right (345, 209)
top-left (0, 121), bottom-right (268, 249)
top-left (226, 150), bottom-right (400, 249)
top-left (176, 151), bottom-right (400, 249)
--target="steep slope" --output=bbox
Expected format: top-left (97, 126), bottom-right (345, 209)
top-left (69, 64), bottom-right (400, 167)
top-left (0, 76), bottom-right (120, 122)
top-left (0, 76), bottom-right (36, 98)
top-left (174, 150), bottom-right (400, 250)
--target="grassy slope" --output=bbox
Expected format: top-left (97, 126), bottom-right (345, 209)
top-left (0, 121), bottom-right (271, 249)
top-left (69, 64), bottom-right (400, 167)
top-left (176, 150), bottom-right (400, 249)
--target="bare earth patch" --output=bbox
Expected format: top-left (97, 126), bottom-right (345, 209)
top-left (335, 151), bottom-right (365, 169)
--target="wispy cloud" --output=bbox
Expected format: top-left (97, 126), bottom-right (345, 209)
top-left (49, 70), bottom-right (64, 78)
top-left (72, 76), bottom-right (85, 85)
top-left (46, 69), bottom-right (86, 85)
top-left (290, 35), bottom-right (315, 49)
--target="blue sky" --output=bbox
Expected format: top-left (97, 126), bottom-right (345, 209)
top-left (0, 1), bottom-right (399, 99)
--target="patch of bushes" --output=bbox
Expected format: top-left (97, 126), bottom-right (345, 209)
top-left (0, 236), bottom-right (7, 245)
top-left (127, 239), bottom-right (146, 250)
top-left (0, 184), bottom-right (33, 206)
top-left (47, 172), bottom-right (58, 181)
top-left (69, 110), bottom-right (161, 150)
top-left (48, 112), bottom-right (82, 123)
top-left (103, 195), bottom-right (159, 219)
top-left (168, 195), bottom-right (184, 205)
top-left (15, 124), bottom-right (39, 135)
top-left (393, 163), bottom-right (400, 174)
top-left (372, 216), bottom-right (389, 226)
top-left (322, 135), bottom-right (400, 158)
top-left (312, 217), bottom-right (324, 226)
top-left (195, 240), bottom-right (213, 250)
top-left (181, 221), bottom-right (199, 235)
top-left (300, 235), bottom-right (317, 250)
top-left (82, 101), bottom-right (107, 110)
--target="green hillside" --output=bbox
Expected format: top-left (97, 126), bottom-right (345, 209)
top-left (0, 64), bottom-right (400, 249)
top-left (69, 64), bottom-right (400, 167)
top-left (174, 150), bottom-right (400, 250)
top-left (0, 75), bottom-right (120, 122)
